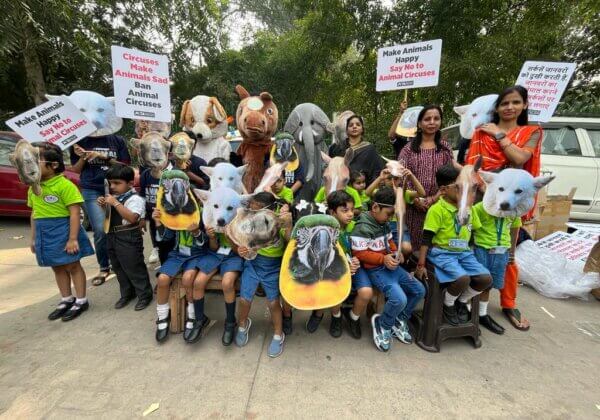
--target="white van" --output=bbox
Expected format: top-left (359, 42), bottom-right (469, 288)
top-left (442, 117), bottom-right (600, 221)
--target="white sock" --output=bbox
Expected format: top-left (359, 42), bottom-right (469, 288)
top-left (443, 290), bottom-right (459, 307)
top-left (332, 310), bottom-right (341, 318)
top-left (273, 334), bottom-right (282, 341)
top-left (479, 301), bottom-right (489, 316)
top-left (75, 297), bottom-right (87, 305)
top-left (187, 302), bottom-right (195, 320)
top-left (350, 310), bottom-right (360, 321)
top-left (157, 303), bottom-right (170, 330)
top-left (459, 286), bottom-right (481, 303)
top-left (61, 295), bottom-right (74, 303)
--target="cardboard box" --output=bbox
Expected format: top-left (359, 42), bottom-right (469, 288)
top-left (533, 188), bottom-right (576, 240)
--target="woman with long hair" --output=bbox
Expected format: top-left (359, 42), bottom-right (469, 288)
top-left (399, 105), bottom-right (453, 250)
top-left (466, 85), bottom-right (542, 331)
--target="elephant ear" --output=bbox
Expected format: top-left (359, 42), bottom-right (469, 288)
top-left (283, 110), bottom-right (301, 134)
top-left (311, 106), bottom-right (331, 129)
top-left (325, 122), bottom-right (336, 134)
top-left (235, 85), bottom-right (250, 99)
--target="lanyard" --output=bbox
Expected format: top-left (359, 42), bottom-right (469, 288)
top-left (495, 218), bottom-right (504, 246)
top-left (453, 215), bottom-right (462, 237)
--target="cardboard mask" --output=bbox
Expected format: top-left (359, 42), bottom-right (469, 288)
top-left (169, 132), bottom-right (195, 164)
top-left (193, 187), bottom-right (251, 232)
top-left (454, 94), bottom-right (498, 139)
top-left (131, 132), bottom-right (171, 177)
top-left (395, 106), bottom-right (423, 137)
top-left (225, 207), bottom-right (282, 260)
top-left (9, 140), bottom-right (41, 196)
top-left (200, 162), bottom-right (247, 194)
top-left (269, 132), bottom-right (299, 171)
top-left (157, 170), bottom-right (200, 230)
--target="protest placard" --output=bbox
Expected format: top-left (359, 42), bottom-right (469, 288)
top-left (535, 231), bottom-right (596, 263)
top-left (376, 39), bottom-right (442, 92)
top-left (111, 46), bottom-right (171, 122)
top-left (6, 97), bottom-right (96, 150)
top-left (515, 61), bottom-right (575, 122)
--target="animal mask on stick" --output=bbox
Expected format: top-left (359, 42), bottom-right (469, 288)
top-left (169, 132), bottom-right (195, 168)
top-left (270, 132), bottom-right (299, 171)
top-left (46, 90), bottom-right (122, 137)
top-left (454, 94), bottom-right (498, 139)
top-left (193, 187), bottom-right (252, 232)
top-left (157, 170), bottom-right (200, 230)
top-left (456, 158), bottom-right (483, 226)
top-left (479, 168), bottom-right (555, 218)
top-left (200, 162), bottom-right (247, 194)
top-left (9, 140), bottom-right (41, 196)
top-left (225, 207), bottom-right (282, 260)
top-left (130, 132), bottom-right (171, 178)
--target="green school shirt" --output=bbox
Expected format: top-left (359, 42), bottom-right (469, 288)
top-left (314, 186), bottom-right (362, 209)
top-left (276, 187), bottom-right (294, 204)
top-left (423, 198), bottom-right (481, 251)
top-left (27, 175), bottom-right (83, 219)
top-left (471, 202), bottom-right (522, 249)
top-left (257, 229), bottom-right (287, 258)
top-left (338, 220), bottom-right (356, 256)
top-left (358, 191), bottom-right (370, 211)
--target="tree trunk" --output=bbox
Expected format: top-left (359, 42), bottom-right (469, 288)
top-left (22, 20), bottom-right (46, 105)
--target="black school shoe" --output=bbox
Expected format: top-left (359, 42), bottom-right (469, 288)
top-left (455, 301), bottom-right (470, 324)
top-left (342, 308), bottom-right (362, 339)
top-left (282, 314), bottom-right (293, 335)
top-left (61, 301), bottom-right (89, 322)
top-left (222, 321), bottom-right (236, 346)
top-left (48, 299), bottom-right (75, 320)
top-left (480, 315), bottom-right (505, 335)
top-left (114, 295), bottom-right (135, 309)
top-left (134, 296), bottom-right (153, 311)
top-left (306, 311), bottom-right (324, 333)
top-left (329, 315), bottom-right (343, 338)
top-left (156, 312), bottom-right (171, 343)
top-left (443, 304), bottom-right (460, 326)
top-left (185, 316), bottom-right (210, 344)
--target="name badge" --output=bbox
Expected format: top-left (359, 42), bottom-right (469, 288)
top-left (217, 246), bottom-right (231, 255)
top-left (179, 245), bottom-right (191, 257)
top-left (489, 246), bottom-right (508, 255)
top-left (448, 239), bottom-right (468, 249)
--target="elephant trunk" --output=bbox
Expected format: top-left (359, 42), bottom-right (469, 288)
top-left (301, 124), bottom-right (315, 183)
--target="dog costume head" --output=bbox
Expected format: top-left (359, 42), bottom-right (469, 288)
top-left (454, 94), bottom-right (498, 139)
top-left (479, 168), bottom-right (555, 218)
top-left (200, 162), bottom-right (247, 194)
top-left (193, 187), bottom-right (251, 231)
top-left (9, 140), bottom-right (41, 196)
top-left (169, 132), bottom-right (195, 163)
top-left (46, 90), bottom-right (122, 137)
top-left (180, 95), bottom-right (228, 143)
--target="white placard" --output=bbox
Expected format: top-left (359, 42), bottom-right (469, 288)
top-left (535, 231), bottom-right (596, 263)
top-left (376, 39), bottom-right (442, 92)
top-left (515, 61), bottom-right (576, 122)
top-left (566, 222), bottom-right (600, 234)
top-left (6, 97), bottom-right (96, 150)
top-left (111, 45), bottom-right (171, 122)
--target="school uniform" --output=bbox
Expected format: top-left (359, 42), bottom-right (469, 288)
top-left (284, 164), bottom-right (304, 189)
top-left (338, 220), bottom-right (370, 290)
top-left (106, 189), bottom-right (152, 301)
top-left (314, 185), bottom-right (362, 209)
top-left (276, 186), bottom-right (294, 204)
top-left (196, 233), bottom-right (244, 277)
top-left (423, 198), bottom-right (490, 283)
top-left (157, 227), bottom-right (207, 277)
top-left (471, 202), bottom-right (521, 289)
top-left (240, 231), bottom-right (286, 302)
top-left (28, 175), bottom-right (94, 267)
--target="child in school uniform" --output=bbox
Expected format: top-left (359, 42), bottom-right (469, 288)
top-left (351, 187), bottom-right (425, 352)
top-left (350, 170), bottom-right (369, 212)
top-left (415, 164), bottom-right (493, 326)
top-left (471, 202), bottom-right (521, 334)
top-left (235, 192), bottom-right (293, 357)
top-left (28, 143), bottom-right (94, 321)
top-left (305, 190), bottom-right (370, 338)
top-left (365, 167), bottom-right (426, 261)
top-left (97, 164), bottom-right (152, 310)
top-left (271, 174), bottom-right (294, 204)
top-left (151, 203), bottom-right (207, 343)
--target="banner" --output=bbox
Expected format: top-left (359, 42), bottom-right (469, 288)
top-left (111, 46), bottom-right (171, 123)
top-left (376, 39), bottom-right (442, 92)
top-left (515, 61), bottom-right (576, 122)
top-left (6, 97), bottom-right (96, 150)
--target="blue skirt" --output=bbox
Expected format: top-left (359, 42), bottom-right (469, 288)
top-left (34, 217), bottom-right (94, 267)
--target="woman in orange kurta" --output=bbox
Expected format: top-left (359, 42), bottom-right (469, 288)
top-left (466, 85), bottom-right (542, 331)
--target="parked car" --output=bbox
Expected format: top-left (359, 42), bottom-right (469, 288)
top-left (442, 117), bottom-right (600, 221)
top-left (0, 132), bottom-right (140, 226)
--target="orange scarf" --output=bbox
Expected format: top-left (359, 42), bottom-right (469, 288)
top-left (466, 125), bottom-right (543, 221)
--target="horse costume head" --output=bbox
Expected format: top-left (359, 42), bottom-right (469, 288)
top-left (321, 148), bottom-right (354, 196)
top-left (479, 168), bottom-right (555, 218)
top-left (453, 94), bottom-right (498, 139)
top-left (9, 140), bottom-right (41, 195)
top-left (46, 90), bottom-right (122, 137)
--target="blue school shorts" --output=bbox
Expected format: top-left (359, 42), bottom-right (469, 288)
top-left (196, 249), bottom-right (244, 276)
top-left (427, 247), bottom-right (490, 283)
top-left (34, 217), bottom-right (94, 267)
top-left (473, 246), bottom-right (509, 289)
top-left (240, 255), bottom-right (281, 301)
top-left (159, 250), bottom-right (200, 277)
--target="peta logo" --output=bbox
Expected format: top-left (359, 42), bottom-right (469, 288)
top-left (44, 195), bottom-right (59, 203)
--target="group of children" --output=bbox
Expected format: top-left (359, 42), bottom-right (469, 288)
top-left (29, 141), bottom-right (517, 356)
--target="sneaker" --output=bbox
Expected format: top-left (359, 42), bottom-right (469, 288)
top-left (267, 333), bottom-right (285, 358)
top-left (235, 318), bottom-right (252, 347)
top-left (306, 311), bottom-right (323, 333)
top-left (443, 304), bottom-right (460, 326)
top-left (148, 247), bottom-right (159, 264)
top-left (342, 308), bottom-right (361, 339)
top-left (329, 315), bottom-right (343, 338)
top-left (282, 313), bottom-right (293, 335)
top-left (455, 301), bottom-right (470, 324)
top-left (392, 318), bottom-right (413, 344)
top-left (370, 314), bottom-right (391, 352)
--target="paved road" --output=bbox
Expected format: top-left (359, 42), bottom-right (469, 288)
top-left (1, 216), bottom-right (599, 418)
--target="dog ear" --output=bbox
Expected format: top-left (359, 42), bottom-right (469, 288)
top-left (532, 174), bottom-right (555, 191)
top-left (453, 105), bottom-right (469, 116)
top-left (180, 100), bottom-right (192, 128)
top-left (239, 193), bottom-right (253, 207)
top-left (200, 166), bottom-right (213, 176)
top-left (260, 92), bottom-right (273, 101)
top-left (236, 164), bottom-right (248, 176)
top-left (210, 97), bottom-right (227, 122)
top-left (478, 170), bottom-right (496, 185)
top-left (193, 189), bottom-right (210, 203)
top-left (235, 85), bottom-right (250, 99)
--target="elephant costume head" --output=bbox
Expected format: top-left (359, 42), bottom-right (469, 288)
top-left (284, 103), bottom-right (334, 201)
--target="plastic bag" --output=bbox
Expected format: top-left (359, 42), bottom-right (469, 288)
top-left (515, 240), bottom-right (600, 300)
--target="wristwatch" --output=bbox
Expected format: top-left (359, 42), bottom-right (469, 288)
top-left (494, 132), bottom-right (506, 141)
